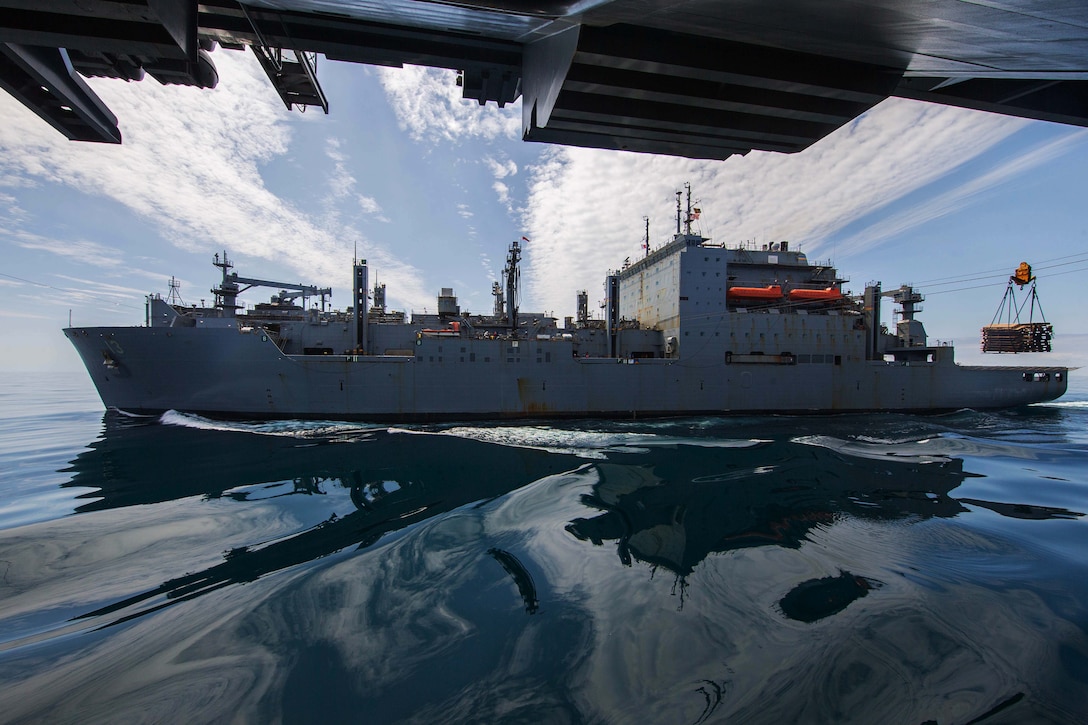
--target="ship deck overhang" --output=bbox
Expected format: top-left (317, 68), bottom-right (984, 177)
top-left (1, 1), bottom-right (1087, 158)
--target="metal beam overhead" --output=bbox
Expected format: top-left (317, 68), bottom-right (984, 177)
top-left (0, 1), bottom-right (1086, 158)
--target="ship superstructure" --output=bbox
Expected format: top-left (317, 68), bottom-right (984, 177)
top-left (66, 198), bottom-right (1068, 420)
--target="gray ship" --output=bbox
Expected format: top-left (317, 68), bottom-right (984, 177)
top-left (66, 198), bottom-right (1068, 420)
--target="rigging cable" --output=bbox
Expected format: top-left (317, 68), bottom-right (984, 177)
top-left (925, 263), bottom-right (1088, 296)
top-left (914, 250), bottom-right (1088, 288)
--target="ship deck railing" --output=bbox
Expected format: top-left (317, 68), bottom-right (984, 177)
top-left (575, 357), bottom-right (674, 365)
top-left (288, 353), bottom-right (679, 365)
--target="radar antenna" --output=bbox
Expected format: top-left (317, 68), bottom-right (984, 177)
top-left (166, 276), bottom-right (185, 305)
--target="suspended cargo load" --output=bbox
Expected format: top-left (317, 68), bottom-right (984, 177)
top-left (1012, 262), bottom-right (1035, 286)
top-left (982, 261), bottom-right (1053, 354)
top-left (981, 322), bottom-right (1053, 353)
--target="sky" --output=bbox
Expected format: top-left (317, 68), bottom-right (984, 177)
top-left (1, 47), bottom-right (1085, 373)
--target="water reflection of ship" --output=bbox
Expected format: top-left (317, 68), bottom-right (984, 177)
top-left (65, 417), bottom-right (1083, 627)
top-left (63, 413), bottom-right (581, 513)
top-left (566, 441), bottom-right (971, 578)
top-left (66, 413), bottom-right (582, 625)
top-left (565, 438), bottom-right (1084, 620)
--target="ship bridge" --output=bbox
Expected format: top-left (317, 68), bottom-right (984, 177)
top-left (1, 1), bottom-right (1087, 159)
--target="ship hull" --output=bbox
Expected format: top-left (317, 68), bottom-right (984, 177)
top-left (65, 326), bottom-right (1069, 421)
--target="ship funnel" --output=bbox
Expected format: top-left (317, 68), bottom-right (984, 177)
top-left (438, 288), bottom-right (460, 318)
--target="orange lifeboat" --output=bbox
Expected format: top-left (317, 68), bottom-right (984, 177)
top-left (420, 321), bottom-right (462, 337)
top-left (727, 285), bottom-right (783, 301)
top-left (788, 287), bottom-right (842, 302)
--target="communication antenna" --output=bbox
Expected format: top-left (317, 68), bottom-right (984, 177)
top-left (684, 182), bottom-right (692, 235)
top-left (166, 276), bottom-right (185, 305)
top-left (676, 183), bottom-right (698, 235)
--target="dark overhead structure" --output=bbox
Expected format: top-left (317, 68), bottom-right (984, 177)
top-left (1, 1), bottom-right (1086, 159)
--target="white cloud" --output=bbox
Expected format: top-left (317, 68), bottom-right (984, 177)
top-left (326, 136), bottom-right (345, 159)
top-left (5, 232), bottom-right (191, 296)
top-left (375, 65), bottom-right (521, 143)
top-left (828, 128), bottom-right (1088, 257)
top-left (0, 49), bottom-right (433, 312)
top-left (0, 309), bottom-right (53, 320)
top-left (325, 136), bottom-right (357, 200)
top-left (52, 274), bottom-right (151, 300)
top-left (485, 157), bottom-right (519, 212)
top-left (11, 234), bottom-right (124, 268)
top-left (358, 195), bottom-right (383, 215)
top-left (480, 252), bottom-right (496, 282)
top-left (0, 270), bottom-right (147, 317)
top-left (520, 98), bottom-right (1035, 316)
top-left (484, 157), bottom-right (518, 179)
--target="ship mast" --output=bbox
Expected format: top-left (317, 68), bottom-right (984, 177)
top-left (211, 250), bottom-right (332, 319)
top-left (503, 238), bottom-right (521, 334)
top-left (212, 251), bottom-right (240, 316)
top-left (684, 183), bottom-right (692, 235)
top-left (675, 183), bottom-right (695, 235)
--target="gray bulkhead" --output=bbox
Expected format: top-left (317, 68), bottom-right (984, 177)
top-left (613, 234), bottom-right (864, 363)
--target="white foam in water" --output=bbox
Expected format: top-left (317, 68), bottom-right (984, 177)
top-left (796, 429), bottom-right (1085, 463)
top-left (113, 409), bottom-right (159, 419)
top-left (1038, 400), bottom-right (1088, 409)
top-left (793, 434), bottom-right (954, 464)
top-left (159, 410), bottom-right (384, 439)
top-left (428, 425), bottom-right (769, 458)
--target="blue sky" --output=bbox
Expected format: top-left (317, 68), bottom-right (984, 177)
top-left (0, 48), bottom-right (1085, 373)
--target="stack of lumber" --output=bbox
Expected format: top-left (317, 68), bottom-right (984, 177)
top-left (981, 323), bottom-right (1053, 353)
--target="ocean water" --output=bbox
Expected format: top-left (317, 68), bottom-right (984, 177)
top-left (1, 371), bottom-right (1087, 724)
